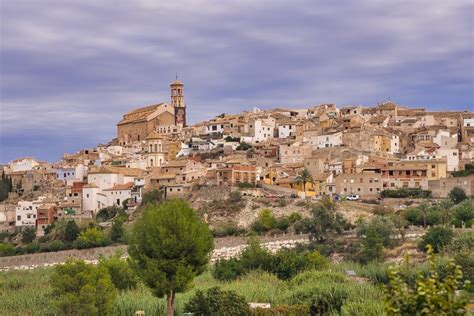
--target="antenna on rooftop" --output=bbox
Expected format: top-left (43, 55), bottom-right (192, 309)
top-left (176, 72), bottom-right (178, 80)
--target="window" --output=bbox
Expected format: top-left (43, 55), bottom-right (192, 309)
top-left (86, 194), bottom-right (89, 198)
top-left (17, 215), bottom-right (21, 220)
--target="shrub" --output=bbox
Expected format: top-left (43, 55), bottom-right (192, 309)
top-left (448, 186), bottom-right (468, 204)
top-left (74, 227), bottom-right (111, 249)
top-left (96, 206), bottom-right (125, 222)
top-left (270, 249), bottom-right (311, 280)
top-left (251, 209), bottom-right (277, 233)
top-left (288, 212), bottom-right (302, 224)
top-left (240, 237), bottom-right (273, 272)
top-left (385, 246), bottom-right (471, 315)
top-left (99, 253), bottom-right (138, 291)
top-left (238, 182), bottom-right (254, 189)
top-left (50, 259), bottom-right (116, 315)
top-left (64, 220), bottom-right (80, 242)
top-left (358, 226), bottom-right (384, 264)
top-left (418, 226), bottom-right (454, 253)
top-left (140, 189), bottom-right (163, 206)
top-left (381, 188), bottom-right (431, 198)
top-left (40, 240), bottom-right (67, 252)
top-left (184, 287), bottom-right (250, 316)
top-left (0, 242), bottom-right (15, 256)
top-left (451, 200), bottom-right (474, 228)
top-left (21, 227), bottom-right (36, 244)
top-left (110, 219), bottom-right (125, 242)
top-left (212, 258), bottom-right (246, 281)
top-left (25, 242), bottom-right (39, 254)
top-left (212, 224), bottom-right (246, 237)
top-left (236, 142), bottom-right (252, 151)
top-left (229, 190), bottom-right (243, 203)
top-left (356, 216), bottom-right (394, 247)
top-left (275, 217), bottom-right (290, 232)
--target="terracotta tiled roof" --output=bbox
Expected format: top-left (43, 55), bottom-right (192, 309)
top-left (103, 182), bottom-right (133, 191)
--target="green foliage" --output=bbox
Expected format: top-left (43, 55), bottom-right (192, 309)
top-left (236, 142), bottom-right (252, 151)
top-left (418, 226), bottom-right (454, 253)
top-left (381, 188), bottom-right (432, 198)
top-left (99, 253), bottom-right (138, 291)
top-left (251, 209), bottom-right (277, 233)
top-left (213, 236), bottom-right (329, 282)
top-left (74, 227), bottom-right (111, 249)
top-left (50, 259), bottom-right (116, 316)
top-left (213, 258), bottom-right (247, 281)
top-left (449, 186), bottom-right (469, 204)
top-left (96, 206), bottom-right (125, 222)
top-left (384, 246), bottom-right (471, 315)
top-left (238, 182), bottom-right (255, 188)
top-left (287, 270), bottom-right (384, 315)
top-left (229, 190), bottom-right (243, 203)
top-left (452, 163), bottom-right (474, 177)
top-left (451, 200), bottom-right (474, 227)
top-left (357, 215), bottom-right (394, 247)
top-left (0, 242), bottom-right (15, 256)
top-left (212, 224), bottom-right (246, 237)
top-left (140, 189), bottom-right (163, 206)
top-left (300, 197), bottom-right (347, 242)
top-left (0, 171), bottom-right (13, 202)
top-left (359, 226), bottom-right (384, 264)
top-left (184, 287), bottom-right (250, 316)
top-left (64, 220), bottom-right (80, 242)
top-left (294, 168), bottom-right (314, 193)
top-left (288, 212), bottom-right (302, 224)
top-left (128, 199), bottom-right (214, 314)
top-left (21, 227), bottom-right (36, 244)
top-left (110, 218), bottom-right (125, 242)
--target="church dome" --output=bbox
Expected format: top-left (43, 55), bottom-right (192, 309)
top-left (170, 79), bottom-right (183, 86)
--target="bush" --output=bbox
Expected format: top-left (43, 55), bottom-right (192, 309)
top-left (385, 246), bottom-right (471, 314)
top-left (238, 182), bottom-right (254, 189)
top-left (236, 142), bottom-right (252, 151)
top-left (251, 209), bottom-right (277, 233)
top-left (21, 227), bottom-right (36, 244)
top-left (451, 200), bottom-right (474, 228)
top-left (288, 212), bottom-right (302, 224)
top-left (0, 242), bottom-right (15, 256)
top-left (110, 219), bottom-right (125, 242)
top-left (448, 187), bottom-right (468, 204)
top-left (50, 259), bottom-right (116, 315)
top-left (275, 217), bottom-right (290, 232)
top-left (381, 188), bottom-right (431, 198)
top-left (40, 240), bottom-right (67, 252)
top-left (140, 189), bottom-right (163, 206)
top-left (64, 220), bottom-right (80, 242)
top-left (74, 227), bottom-right (111, 249)
top-left (212, 224), bottom-right (246, 237)
top-left (356, 216), bottom-right (394, 247)
top-left (184, 287), bottom-right (250, 316)
top-left (25, 242), bottom-right (40, 254)
top-left (418, 226), bottom-right (454, 253)
top-left (96, 206), bottom-right (125, 222)
top-left (99, 253), bottom-right (138, 291)
top-left (212, 258), bottom-right (246, 281)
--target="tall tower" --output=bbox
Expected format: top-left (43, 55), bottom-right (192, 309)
top-left (170, 76), bottom-right (186, 126)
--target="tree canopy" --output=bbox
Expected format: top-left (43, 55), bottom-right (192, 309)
top-left (128, 199), bottom-right (214, 316)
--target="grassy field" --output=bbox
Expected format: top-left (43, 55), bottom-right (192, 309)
top-left (0, 264), bottom-right (386, 315)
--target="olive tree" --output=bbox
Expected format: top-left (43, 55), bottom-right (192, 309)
top-left (128, 199), bottom-right (214, 316)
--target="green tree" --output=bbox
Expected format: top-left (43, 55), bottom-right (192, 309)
top-left (418, 226), bottom-right (454, 253)
top-left (357, 215), bottom-right (394, 247)
top-left (50, 259), bottom-right (116, 316)
top-left (251, 209), bottom-right (277, 233)
top-left (437, 198), bottom-right (454, 226)
top-left (98, 252), bottom-right (138, 291)
top-left (451, 200), bottom-right (474, 228)
top-left (304, 197), bottom-right (346, 242)
top-left (64, 220), bottom-right (80, 242)
top-left (295, 167), bottom-right (314, 196)
top-left (140, 189), bottom-right (163, 206)
top-left (110, 218), bottom-right (125, 242)
top-left (74, 227), bottom-right (110, 249)
top-left (449, 187), bottom-right (468, 204)
top-left (359, 226), bottom-right (384, 263)
top-left (21, 227), bottom-right (36, 244)
top-left (385, 246), bottom-right (471, 315)
top-left (184, 287), bottom-right (250, 316)
top-left (128, 199), bottom-right (214, 316)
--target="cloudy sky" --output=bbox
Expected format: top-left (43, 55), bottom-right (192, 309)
top-left (0, 0), bottom-right (473, 163)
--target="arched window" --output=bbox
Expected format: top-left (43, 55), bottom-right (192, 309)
top-left (154, 144), bottom-right (158, 152)
top-left (149, 144), bottom-right (153, 152)
top-left (150, 159), bottom-right (154, 167)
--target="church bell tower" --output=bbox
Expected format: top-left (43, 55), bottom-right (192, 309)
top-left (170, 76), bottom-right (186, 126)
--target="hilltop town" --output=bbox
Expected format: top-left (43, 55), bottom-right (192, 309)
top-left (0, 78), bottom-right (473, 236)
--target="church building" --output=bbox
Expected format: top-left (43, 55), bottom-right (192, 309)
top-left (117, 78), bottom-right (186, 145)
